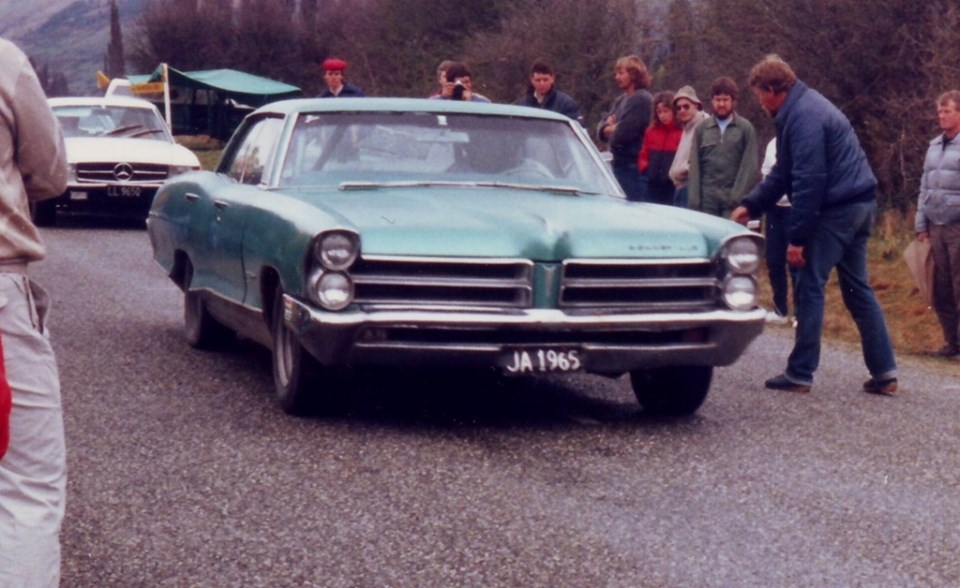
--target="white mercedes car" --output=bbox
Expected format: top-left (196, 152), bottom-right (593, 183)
top-left (33, 96), bottom-right (201, 225)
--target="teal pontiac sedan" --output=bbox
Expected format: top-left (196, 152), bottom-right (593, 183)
top-left (147, 98), bottom-right (765, 416)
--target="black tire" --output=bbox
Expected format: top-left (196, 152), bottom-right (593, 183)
top-left (271, 286), bottom-right (326, 415)
top-left (629, 366), bottom-right (713, 416)
top-left (183, 260), bottom-right (232, 349)
top-left (30, 200), bottom-right (57, 227)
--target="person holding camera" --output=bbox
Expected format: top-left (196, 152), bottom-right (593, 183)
top-left (431, 62), bottom-right (491, 103)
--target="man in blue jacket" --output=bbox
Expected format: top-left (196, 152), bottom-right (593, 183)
top-left (731, 54), bottom-right (898, 396)
top-left (319, 57), bottom-right (365, 98)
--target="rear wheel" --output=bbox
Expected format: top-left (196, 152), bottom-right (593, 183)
top-left (629, 366), bottom-right (713, 416)
top-left (183, 260), bottom-right (232, 349)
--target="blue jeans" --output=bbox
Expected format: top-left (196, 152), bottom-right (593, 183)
top-left (613, 164), bottom-right (647, 202)
top-left (765, 205), bottom-right (798, 316)
top-left (786, 200), bottom-right (897, 384)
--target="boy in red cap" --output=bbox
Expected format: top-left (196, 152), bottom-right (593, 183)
top-left (319, 57), bottom-right (366, 98)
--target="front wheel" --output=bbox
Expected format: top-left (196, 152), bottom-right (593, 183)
top-left (629, 366), bottom-right (713, 416)
top-left (271, 287), bottom-right (337, 415)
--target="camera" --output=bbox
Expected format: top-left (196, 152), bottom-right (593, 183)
top-left (452, 80), bottom-right (466, 101)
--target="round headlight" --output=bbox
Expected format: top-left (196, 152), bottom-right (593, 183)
top-left (314, 271), bottom-right (354, 310)
top-left (316, 232), bottom-right (359, 270)
top-left (722, 275), bottom-right (758, 311)
top-left (722, 237), bottom-right (761, 274)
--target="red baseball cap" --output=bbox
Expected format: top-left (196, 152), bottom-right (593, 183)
top-left (322, 58), bottom-right (348, 71)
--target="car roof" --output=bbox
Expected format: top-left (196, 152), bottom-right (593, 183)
top-left (252, 97), bottom-right (572, 123)
top-left (47, 96), bottom-right (161, 110)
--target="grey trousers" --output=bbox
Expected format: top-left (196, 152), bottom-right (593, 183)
top-left (930, 223), bottom-right (960, 349)
top-left (0, 274), bottom-right (65, 588)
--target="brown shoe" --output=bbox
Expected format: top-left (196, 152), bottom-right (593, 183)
top-left (923, 345), bottom-right (960, 358)
top-left (863, 377), bottom-right (898, 396)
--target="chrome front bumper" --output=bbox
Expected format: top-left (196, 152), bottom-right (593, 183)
top-left (283, 295), bottom-right (765, 374)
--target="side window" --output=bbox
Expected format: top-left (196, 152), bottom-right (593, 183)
top-left (224, 117), bottom-right (284, 185)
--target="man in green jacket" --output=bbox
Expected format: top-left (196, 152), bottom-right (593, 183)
top-left (688, 76), bottom-right (759, 217)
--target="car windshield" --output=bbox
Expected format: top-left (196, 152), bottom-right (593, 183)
top-left (53, 105), bottom-right (171, 141)
top-left (278, 111), bottom-right (616, 194)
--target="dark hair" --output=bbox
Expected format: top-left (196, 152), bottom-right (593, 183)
top-left (748, 55), bottom-right (797, 94)
top-left (653, 91), bottom-right (676, 111)
top-left (710, 76), bottom-right (739, 100)
top-left (445, 63), bottom-right (473, 83)
top-left (530, 59), bottom-right (555, 77)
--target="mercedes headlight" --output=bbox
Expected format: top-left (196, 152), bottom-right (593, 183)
top-left (721, 236), bottom-right (761, 275)
top-left (315, 231), bottom-right (359, 271)
top-left (169, 164), bottom-right (199, 177)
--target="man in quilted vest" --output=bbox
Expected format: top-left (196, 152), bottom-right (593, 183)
top-left (916, 90), bottom-right (960, 359)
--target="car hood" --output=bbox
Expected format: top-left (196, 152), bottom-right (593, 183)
top-left (65, 137), bottom-right (200, 167)
top-left (290, 186), bottom-right (742, 260)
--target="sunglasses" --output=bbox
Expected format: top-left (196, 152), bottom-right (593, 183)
top-left (677, 104), bottom-right (695, 111)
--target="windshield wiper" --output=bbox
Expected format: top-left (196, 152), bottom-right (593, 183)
top-left (339, 180), bottom-right (584, 195)
top-left (104, 124), bottom-right (145, 137)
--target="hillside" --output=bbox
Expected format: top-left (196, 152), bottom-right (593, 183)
top-left (0, 0), bottom-right (148, 96)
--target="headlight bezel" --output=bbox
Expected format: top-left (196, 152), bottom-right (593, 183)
top-left (308, 269), bottom-right (355, 311)
top-left (315, 231), bottom-right (360, 271)
top-left (720, 235), bottom-right (762, 275)
top-left (721, 274), bottom-right (758, 311)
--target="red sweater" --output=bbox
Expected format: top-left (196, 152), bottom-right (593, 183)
top-left (638, 122), bottom-right (682, 184)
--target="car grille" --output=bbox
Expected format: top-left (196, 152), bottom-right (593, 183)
top-left (352, 256), bottom-right (534, 308)
top-left (560, 259), bottom-right (718, 311)
top-left (75, 163), bottom-right (169, 185)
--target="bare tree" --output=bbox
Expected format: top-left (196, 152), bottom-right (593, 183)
top-left (104, 0), bottom-right (125, 78)
top-left (465, 0), bottom-right (651, 134)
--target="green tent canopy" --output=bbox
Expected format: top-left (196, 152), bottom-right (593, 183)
top-left (127, 66), bottom-right (302, 139)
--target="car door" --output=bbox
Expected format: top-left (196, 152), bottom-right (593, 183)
top-left (189, 115), bottom-right (285, 304)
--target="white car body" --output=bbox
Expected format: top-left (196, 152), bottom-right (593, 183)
top-left (32, 96), bottom-right (201, 225)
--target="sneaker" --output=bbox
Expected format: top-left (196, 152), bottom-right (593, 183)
top-left (764, 373), bottom-right (811, 393)
top-left (863, 377), bottom-right (898, 396)
top-left (923, 345), bottom-right (960, 358)
top-left (765, 311), bottom-right (789, 325)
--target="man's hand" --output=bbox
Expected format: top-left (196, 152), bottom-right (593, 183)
top-left (730, 206), bottom-right (752, 225)
top-left (787, 244), bottom-right (805, 268)
top-left (917, 230), bottom-right (930, 242)
top-left (602, 115), bottom-right (617, 140)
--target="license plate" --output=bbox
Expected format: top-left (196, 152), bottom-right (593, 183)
top-left (501, 348), bottom-right (583, 375)
top-left (107, 185), bottom-right (142, 198)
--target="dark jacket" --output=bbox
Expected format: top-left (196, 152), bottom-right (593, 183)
top-left (742, 80), bottom-right (876, 246)
top-left (320, 82), bottom-right (366, 98)
top-left (517, 86), bottom-right (582, 124)
top-left (597, 90), bottom-right (653, 168)
top-left (638, 121), bottom-right (682, 186)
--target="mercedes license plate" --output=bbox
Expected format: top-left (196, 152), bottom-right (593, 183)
top-left (107, 185), bottom-right (142, 198)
